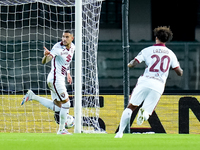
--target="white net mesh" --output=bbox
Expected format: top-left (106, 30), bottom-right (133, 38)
top-left (0, 0), bottom-right (103, 133)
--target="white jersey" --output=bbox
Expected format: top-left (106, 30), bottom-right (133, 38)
top-left (134, 44), bottom-right (180, 94)
top-left (48, 42), bottom-right (75, 82)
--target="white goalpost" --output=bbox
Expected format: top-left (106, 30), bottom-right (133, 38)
top-left (74, 0), bottom-right (82, 133)
top-left (0, 0), bottom-right (104, 133)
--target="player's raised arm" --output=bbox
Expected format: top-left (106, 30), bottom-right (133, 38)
top-left (42, 46), bottom-right (53, 64)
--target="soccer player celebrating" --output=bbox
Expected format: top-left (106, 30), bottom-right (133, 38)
top-left (115, 26), bottom-right (183, 138)
top-left (21, 30), bottom-right (75, 135)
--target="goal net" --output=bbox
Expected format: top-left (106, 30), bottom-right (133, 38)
top-left (0, 0), bottom-right (103, 133)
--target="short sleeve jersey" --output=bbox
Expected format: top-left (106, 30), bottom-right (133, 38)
top-left (134, 44), bottom-right (180, 94)
top-left (48, 42), bottom-right (75, 81)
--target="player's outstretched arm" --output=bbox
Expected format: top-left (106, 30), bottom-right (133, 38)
top-left (42, 46), bottom-right (53, 64)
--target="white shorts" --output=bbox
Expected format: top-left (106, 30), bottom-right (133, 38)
top-left (129, 85), bottom-right (161, 115)
top-left (47, 78), bottom-right (69, 101)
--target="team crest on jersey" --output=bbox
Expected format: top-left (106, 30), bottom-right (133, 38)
top-left (60, 92), bottom-right (65, 98)
top-left (71, 48), bottom-right (74, 53)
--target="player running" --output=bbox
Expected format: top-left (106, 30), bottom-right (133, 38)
top-left (21, 30), bottom-right (75, 135)
top-left (115, 26), bottom-right (183, 138)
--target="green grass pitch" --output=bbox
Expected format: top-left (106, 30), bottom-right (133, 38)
top-left (0, 133), bottom-right (200, 150)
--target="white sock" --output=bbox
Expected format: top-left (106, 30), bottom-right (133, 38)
top-left (118, 108), bottom-right (132, 134)
top-left (59, 101), bottom-right (70, 131)
top-left (32, 94), bottom-right (60, 111)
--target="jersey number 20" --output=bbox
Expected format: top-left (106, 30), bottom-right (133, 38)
top-left (149, 54), bottom-right (170, 73)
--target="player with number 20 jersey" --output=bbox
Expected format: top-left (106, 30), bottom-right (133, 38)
top-left (115, 26), bottom-right (183, 138)
top-left (135, 43), bottom-right (179, 94)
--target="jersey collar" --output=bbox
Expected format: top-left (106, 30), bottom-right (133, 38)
top-left (153, 43), bottom-right (166, 47)
top-left (60, 41), bottom-right (70, 51)
top-left (60, 41), bottom-right (64, 46)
